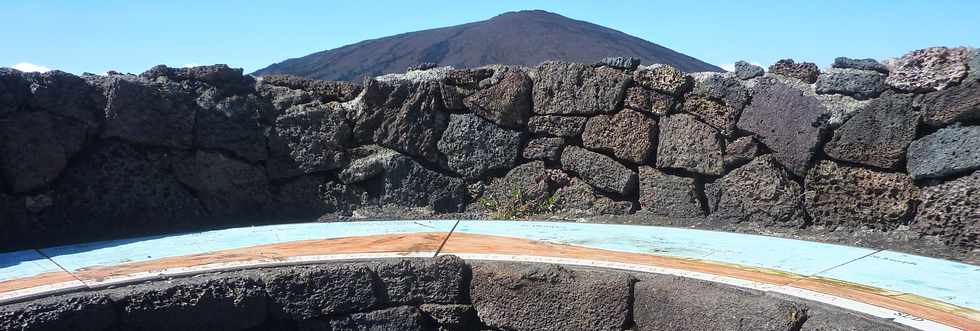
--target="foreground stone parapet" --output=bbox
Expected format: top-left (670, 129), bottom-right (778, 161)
top-left (560, 146), bottom-right (637, 196)
top-left (885, 46), bottom-right (971, 92)
top-left (0, 292), bottom-right (117, 331)
top-left (824, 92), bottom-right (919, 169)
top-left (912, 171), bottom-right (980, 249)
top-left (470, 263), bottom-right (634, 331)
top-left (372, 255), bottom-right (469, 305)
top-left (532, 62), bottom-right (630, 115)
top-left (906, 124), bottom-right (980, 180)
top-left (709, 155), bottom-right (805, 227)
top-left (804, 161), bottom-right (918, 229)
top-left (261, 264), bottom-right (379, 320)
top-left (582, 109), bottom-right (657, 164)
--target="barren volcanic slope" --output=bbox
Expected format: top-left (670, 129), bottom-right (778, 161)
top-left (253, 10), bottom-right (722, 80)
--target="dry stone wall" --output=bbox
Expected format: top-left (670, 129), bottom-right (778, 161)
top-left (1, 46), bottom-right (979, 251)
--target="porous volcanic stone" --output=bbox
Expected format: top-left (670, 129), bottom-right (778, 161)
top-left (173, 151), bottom-right (273, 218)
top-left (310, 306), bottom-right (424, 331)
top-left (552, 177), bottom-right (634, 216)
top-left (560, 146), bottom-right (638, 196)
top-left (906, 125), bottom-right (980, 180)
top-left (27, 70), bottom-right (103, 126)
top-left (419, 304), bottom-right (479, 331)
top-left (532, 61), bottom-right (630, 115)
top-left (526, 115), bottom-right (588, 137)
top-left (680, 96), bottom-right (740, 136)
top-left (805, 161), bottom-right (918, 229)
top-left (372, 255), bottom-right (468, 305)
top-left (968, 48), bottom-right (980, 81)
top-left (633, 275), bottom-right (807, 331)
top-left (885, 46), bottom-right (971, 92)
top-left (737, 78), bottom-right (829, 176)
top-left (463, 68), bottom-right (532, 128)
top-left (633, 63), bottom-right (689, 95)
top-left (141, 64), bottom-right (254, 94)
top-left (769, 59), bottom-right (820, 83)
top-left (0, 112), bottom-right (88, 193)
top-left (258, 74), bottom-right (361, 103)
top-left (734, 60), bottom-right (765, 79)
top-left (815, 68), bottom-right (886, 100)
top-left (582, 109), bottom-right (657, 164)
top-left (261, 264), bottom-right (379, 320)
top-left (708, 155), bottom-right (805, 227)
top-left (112, 274), bottom-right (267, 331)
top-left (194, 93), bottom-right (269, 162)
top-left (833, 57), bottom-right (889, 73)
top-left (912, 171), bottom-right (980, 249)
top-left (688, 72), bottom-right (751, 111)
top-left (375, 81), bottom-right (450, 163)
top-left (272, 176), bottom-right (364, 218)
top-left (638, 167), bottom-right (705, 217)
top-left (273, 101), bottom-right (352, 174)
top-left (597, 56), bottom-right (641, 70)
top-left (339, 145), bottom-right (399, 184)
top-left (623, 86), bottom-right (674, 116)
top-left (438, 113), bottom-right (525, 179)
top-left (0, 292), bottom-right (117, 331)
top-left (723, 135), bottom-right (761, 170)
top-left (470, 263), bottom-right (633, 331)
top-left (767, 74), bottom-right (872, 128)
top-left (656, 113), bottom-right (725, 176)
top-left (380, 155), bottom-right (468, 212)
top-left (482, 161), bottom-right (568, 213)
top-left (799, 298), bottom-right (915, 331)
top-left (0, 68), bottom-right (30, 116)
top-left (915, 81), bottom-right (980, 127)
top-left (344, 78), bottom-right (412, 143)
top-left (522, 137), bottom-right (565, 162)
top-left (444, 68), bottom-right (494, 87)
top-left (824, 92), bottom-right (919, 169)
top-left (100, 76), bottom-right (197, 148)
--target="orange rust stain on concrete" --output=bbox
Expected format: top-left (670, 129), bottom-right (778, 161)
top-left (0, 271), bottom-right (78, 294)
top-left (441, 232), bottom-right (980, 330)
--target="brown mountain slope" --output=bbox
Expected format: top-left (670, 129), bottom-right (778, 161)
top-left (252, 10), bottom-right (722, 80)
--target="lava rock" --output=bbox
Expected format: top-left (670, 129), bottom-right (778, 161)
top-left (522, 137), bottom-right (565, 162)
top-left (309, 306), bottom-right (424, 331)
top-left (0, 292), bottom-right (117, 331)
top-left (0, 68), bottom-right (30, 116)
top-left (656, 113), bottom-right (725, 176)
top-left (532, 61), bottom-right (630, 115)
top-left (444, 68), bottom-right (494, 87)
top-left (824, 92), bottom-right (919, 169)
top-left (100, 76), bottom-right (197, 148)
top-left (194, 93), bottom-right (270, 162)
top-left (262, 264), bottom-right (379, 320)
top-left (463, 68), bottom-right (533, 128)
top-left (734, 60), bottom-right (765, 79)
top-left (915, 80), bottom-right (980, 127)
top-left (688, 72), bottom-right (751, 111)
top-left (885, 46), bottom-right (971, 92)
top-left (173, 151), bottom-right (273, 218)
top-left (482, 161), bottom-right (568, 213)
top-left (372, 255), bottom-right (469, 305)
top-left (769, 59), bottom-right (820, 83)
top-left (526, 115), bottom-right (589, 137)
top-left (723, 135), bottom-right (761, 170)
top-left (968, 48), bottom-right (980, 82)
top-left (380, 155), bottom-right (468, 212)
top-left (419, 304), bottom-right (479, 331)
top-left (680, 96), bottom-right (740, 136)
top-left (766, 74), bottom-right (872, 129)
top-left (112, 274), bottom-right (267, 331)
top-left (623, 86), bottom-right (675, 116)
top-left (633, 63), bottom-right (689, 95)
top-left (906, 124), bottom-right (980, 180)
top-left (258, 74), bottom-right (361, 103)
top-left (633, 275), bottom-right (807, 331)
top-left (273, 101), bottom-right (352, 174)
top-left (804, 161), bottom-right (918, 229)
top-left (552, 177), bottom-right (634, 216)
top-left (560, 146), bottom-right (638, 196)
top-left (815, 68), bottom-right (886, 100)
top-left (597, 56), bottom-right (641, 70)
top-left (582, 109), bottom-right (658, 164)
top-left (437, 113), bottom-right (525, 179)
top-left (638, 167), bottom-right (705, 217)
top-left (339, 145), bottom-right (399, 184)
top-left (799, 297), bottom-right (916, 330)
top-left (141, 64), bottom-right (253, 94)
top-left (912, 171), bottom-right (980, 249)
top-left (737, 77), bottom-right (829, 176)
top-left (272, 176), bottom-right (363, 218)
top-left (0, 112), bottom-right (88, 193)
top-left (27, 70), bottom-right (103, 126)
top-left (345, 78), bottom-right (412, 143)
top-left (708, 155), bottom-right (806, 227)
top-left (833, 57), bottom-right (889, 73)
top-left (375, 81), bottom-right (450, 163)
top-left (470, 263), bottom-right (634, 331)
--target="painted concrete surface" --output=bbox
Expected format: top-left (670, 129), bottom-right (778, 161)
top-left (0, 250), bottom-right (65, 282)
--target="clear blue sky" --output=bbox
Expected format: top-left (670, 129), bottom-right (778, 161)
top-left (2, 0), bottom-right (978, 74)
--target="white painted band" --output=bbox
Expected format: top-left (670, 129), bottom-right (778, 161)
top-left (0, 280), bottom-right (87, 305)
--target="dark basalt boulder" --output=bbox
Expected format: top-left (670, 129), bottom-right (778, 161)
top-left (597, 56), bottom-right (641, 71)
top-left (885, 46), bottom-right (971, 92)
top-left (638, 167), bottom-right (705, 217)
top-left (140, 64), bottom-right (254, 94)
top-left (99, 76), bottom-right (198, 148)
top-left (551, 177), bottom-right (634, 216)
top-left (824, 92), bottom-right (919, 169)
top-left (815, 68), bottom-right (886, 100)
top-left (804, 161), bottom-right (918, 229)
top-left (173, 151), bottom-right (274, 219)
top-left (0, 292), bottom-right (117, 331)
top-left (522, 137), bottom-right (565, 162)
top-left (345, 78), bottom-right (413, 143)
top-left (722, 135), bottom-right (761, 170)
top-left (470, 263), bottom-right (634, 331)
top-left (737, 77), bottom-right (829, 176)
top-left (419, 304), bottom-right (479, 331)
top-left (272, 176), bottom-right (364, 219)
top-left (374, 81), bottom-right (450, 164)
top-left (380, 155), bottom-right (468, 212)
top-left (463, 67), bottom-right (533, 128)
top-left (688, 72), bottom-right (751, 111)
top-left (307, 306), bottom-right (425, 331)
top-left (680, 96), bottom-right (740, 137)
top-left (912, 171), bottom-right (980, 249)
top-left (906, 124), bottom-right (980, 180)
top-left (259, 74), bottom-right (361, 103)
top-left (526, 115), bottom-right (588, 137)
top-left (833, 57), bottom-right (889, 73)
top-left (372, 255), bottom-right (469, 305)
top-left (437, 113), bottom-right (525, 180)
top-left (623, 86), bottom-right (675, 116)
top-left (734, 60), bottom-right (764, 79)
top-left (769, 59), bottom-right (820, 83)
top-left (482, 161), bottom-right (568, 213)
top-left (339, 145), bottom-right (399, 184)
top-left (708, 155), bottom-right (806, 227)
top-left (581, 109), bottom-right (658, 164)
top-left (272, 101), bottom-right (352, 175)
top-left (27, 70), bottom-right (104, 126)
top-left (656, 113), bottom-right (725, 176)
top-left (532, 61), bottom-right (630, 115)
top-left (194, 93), bottom-right (270, 162)
top-left (261, 264), bottom-right (379, 320)
top-left (111, 275), bottom-right (267, 331)
top-left (560, 146), bottom-right (638, 196)
top-left (0, 111), bottom-right (89, 193)
top-left (915, 80), bottom-right (980, 127)
top-left (633, 64), bottom-right (689, 95)
top-left (0, 68), bottom-right (31, 116)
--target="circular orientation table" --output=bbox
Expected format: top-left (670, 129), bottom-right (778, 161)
top-left (1, 220), bottom-right (978, 330)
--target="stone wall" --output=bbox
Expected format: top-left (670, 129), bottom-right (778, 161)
top-left (1, 46), bottom-right (979, 251)
top-left (0, 257), bottom-right (910, 330)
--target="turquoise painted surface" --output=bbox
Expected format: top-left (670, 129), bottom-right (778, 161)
top-left (452, 221), bottom-right (877, 276)
top-left (40, 220), bottom-right (456, 273)
top-left (0, 250), bottom-right (66, 282)
top-left (818, 250), bottom-right (980, 311)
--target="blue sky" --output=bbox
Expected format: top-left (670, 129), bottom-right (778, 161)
top-left (1, 0), bottom-right (978, 74)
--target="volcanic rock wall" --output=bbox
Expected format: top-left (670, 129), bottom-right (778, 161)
top-left (1, 47), bottom-right (978, 251)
